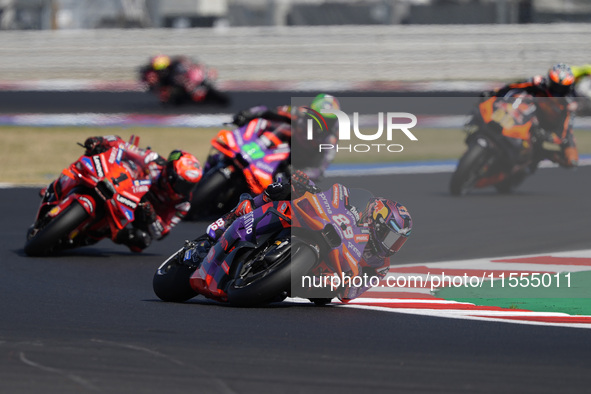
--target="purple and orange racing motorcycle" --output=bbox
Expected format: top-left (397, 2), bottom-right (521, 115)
top-left (186, 118), bottom-right (291, 221)
top-left (153, 183), bottom-right (375, 307)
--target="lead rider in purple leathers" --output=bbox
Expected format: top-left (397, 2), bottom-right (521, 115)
top-left (202, 170), bottom-right (412, 301)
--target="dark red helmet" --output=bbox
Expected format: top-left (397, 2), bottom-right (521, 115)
top-left (161, 150), bottom-right (202, 196)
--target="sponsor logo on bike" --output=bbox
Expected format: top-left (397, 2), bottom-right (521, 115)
top-left (116, 194), bottom-right (137, 209)
top-left (116, 148), bottom-right (123, 164)
top-left (255, 161), bottom-right (275, 174)
top-left (81, 157), bottom-right (94, 173)
top-left (92, 156), bottom-right (104, 178)
top-left (78, 196), bottom-right (94, 213)
top-left (310, 195), bottom-right (325, 217)
top-left (243, 211), bottom-right (255, 235)
top-left (348, 205), bottom-right (360, 222)
top-left (347, 241), bottom-right (362, 258)
top-left (354, 234), bottom-right (370, 243)
top-left (319, 192), bottom-right (333, 215)
top-left (331, 184), bottom-right (340, 208)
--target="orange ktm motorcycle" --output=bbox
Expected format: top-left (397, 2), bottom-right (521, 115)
top-left (450, 91), bottom-right (541, 196)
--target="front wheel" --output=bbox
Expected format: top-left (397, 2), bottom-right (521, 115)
top-left (449, 143), bottom-right (492, 196)
top-left (153, 247), bottom-right (199, 302)
top-left (227, 242), bottom-right (318, 307)
top-left (186, 168), bottom-right (243, 221)
top-left (205, 87), bottom-right (230, 106)
top-left (24, 200), bottom-right (89, 256)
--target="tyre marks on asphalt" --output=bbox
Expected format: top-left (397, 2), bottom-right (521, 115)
top-left (18, 352), bottom-right (100, 392)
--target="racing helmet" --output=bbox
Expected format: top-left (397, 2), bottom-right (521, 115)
top-left (161, 150), bottom-right (202, 196)
top-left (547, 63), bottom-right (575, 96)
top-left (292, 94), bottom-right (341, 146)
top-left (151, 55), bottom-right (171, 71)
top-left (310, 93), bottom-right (341, 134)
top-left (363, 198), bottom-right (412, 257)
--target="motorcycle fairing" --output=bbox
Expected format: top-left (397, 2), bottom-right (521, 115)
top-left (189, 201), bottom-right (292, 301)
top-left (210, 119), bottom-right (290, 194)
top-left (30, 147), bottom-right (151, 247)
top-left (293, 184), bottom-right (370, 278)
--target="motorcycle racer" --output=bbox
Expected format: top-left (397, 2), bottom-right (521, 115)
top-left (200, 170), bottom-right (412, 302)
top-left (231, 93), bottom-right (341, 180)
top-left (83, 136), bottom-right (202, 252)
top-left (140, 54), bottom-right (211, 103)
top-left (483, 63), bottom-right (578, 168)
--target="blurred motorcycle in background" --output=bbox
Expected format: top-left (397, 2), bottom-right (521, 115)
top-left (574, 74), bottom-right (591, 115)
top-left (450, 91), bottom-right (540, 195)
top-left (139, 55), bottom-right (229, 106)
top-left (186, 118), bottom-right (291, 221)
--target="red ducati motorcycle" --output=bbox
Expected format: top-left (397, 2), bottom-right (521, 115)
top-left (25, 137), bottom-right (152, 256)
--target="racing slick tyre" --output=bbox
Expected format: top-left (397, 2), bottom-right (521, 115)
top-left (309, 298), bottom-right (333, 306)
top-left (153, 248), bottom-right (199, 303)
top-left (449, 143), bottom-right (491, 196)
top-left (227, 241), bottom-right (317, 307)
top-left (205, 87), bottom-right (230, 106)
top-left (186, 169), bottom-right (241, 221)
top-left (24, 200), bottom-right (89, 257)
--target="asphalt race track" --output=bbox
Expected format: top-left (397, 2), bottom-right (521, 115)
top-left (1, 91), bottom-right (591, 393)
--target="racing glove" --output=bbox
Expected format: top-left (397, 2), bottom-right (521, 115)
top-left (137, 202), bottom-right (165, 240)
top-left (291, 170), bottom-right (320, 195)
top-left (232, 110), bottom-right (252, 127)
top-left (263, 182), bottom-right (291, 202)
top-left (232, 106), bottom-right (268, 127)
top-left (138, 201), bottom-right (157, 223)
top-left (84, 137), bottom-right (106, 155)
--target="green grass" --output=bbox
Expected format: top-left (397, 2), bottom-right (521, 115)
top-left (436, 271), bottom-right (591, 315)
top-left (0, 126), bottom-right (219, 185)
top-left (2, 126), bottom-right (591, 185)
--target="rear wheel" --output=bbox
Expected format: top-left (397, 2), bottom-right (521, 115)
top-left (153, 247), bottom-right (199, 302)
top-left (449, 143), bottom-right (492, 196)
top-left (227, 242), bottom-right (317, 307)
top-left (24, 200), bottom-right (89, 256)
